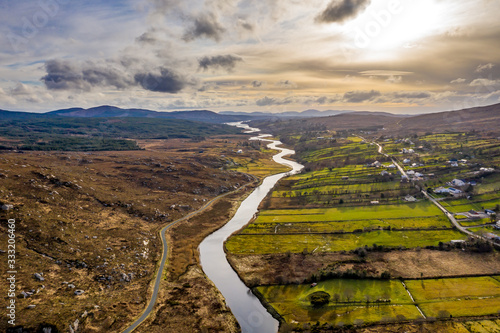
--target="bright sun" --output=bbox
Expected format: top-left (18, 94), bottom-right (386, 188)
top-left (340, 0), bottom-right (447, 56)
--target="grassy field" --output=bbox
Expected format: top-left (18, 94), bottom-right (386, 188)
top-left (406, 276), bottom-right (500, 318)
top-left (257, 276), bottom-right (500, 326)
top-left (230, 148), bottom-right (291, 178)
top-left (406, 276), bottom-right (500, 301)
top-left (226, 229), bottom-right (466, 254)
top-left (257, 202), bottom-right (443, 222)
top-left (256, 279), bottom-right (422, 325)
top-left (240, 216), bottom-right (451, 234)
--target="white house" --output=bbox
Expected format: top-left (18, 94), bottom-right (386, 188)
top-left (448, 188), bottom-right (463, 196)
top-left (403, 159), bottom-right (411, 164)
top-left (387, 164), bottom-right (396, 169)
top-left (451, 179), bottom-right (466, 187)
top-left (434, 187), bottom-right (449, 194)
top-left (404, 195), bottom-right (417, 202)
top-left (407, 170), bottom-right (415, 175)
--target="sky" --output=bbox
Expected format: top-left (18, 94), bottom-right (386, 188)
top-left (1, 0), bottom-right (500, 114)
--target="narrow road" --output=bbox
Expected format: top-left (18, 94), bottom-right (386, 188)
top-left (360, 136), bottom-right (497, 246)
top-left (122, 178), bottom-right (257, 333)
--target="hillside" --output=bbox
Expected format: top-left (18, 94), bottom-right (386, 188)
top-left (251, 103), bottom-right (500, 135)
top-left (389, 103), bottom-right (500, 133)
top-left (0, 117), bottom-right (240, 151)
top-left (48, 106), bottom-right (253, 123)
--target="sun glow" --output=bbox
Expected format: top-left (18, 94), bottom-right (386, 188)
top-left (341, 0), bottom-right (447, 56)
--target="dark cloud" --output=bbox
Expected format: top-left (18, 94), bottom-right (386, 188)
top-left (343, 89), bottom-right (380, 103)
top-left (240, 21), bottom-right (254, 31)
top-left (316, 0), bottom-right (371, 24)
top-left (198, 54), bottom-right (243, 71)
top-left (42, 60), bottom-right (187, 94)
top-left (252, 80), bottom-right (264, 88)
top-left (134, 68), bottom-right (187, 93)
top-left (183, 12), bottom-right (226, 42)
top-left (393, 91), bottom-right (432, 99)
top-left (42, 60), bottom-right (133, 91)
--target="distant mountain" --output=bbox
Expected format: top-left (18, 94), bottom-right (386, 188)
top-left (220, 109), bottom-right (348, 118)
top-left (388, 103), bottom-right (500, 133)
top-left (251, 103), bottom-right (500, 135)
top-left (0, 109), bottom-right (47, 120)
top-left (48, 105), bottom-right (253, 123)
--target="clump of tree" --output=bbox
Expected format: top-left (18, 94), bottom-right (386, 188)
top-left (309, 291), bottom-right (330, 307)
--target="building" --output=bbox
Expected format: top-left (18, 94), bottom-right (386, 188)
top-left (448, 188), bottom-right (463, 196)
top-left (404, 195), bottom-right (417, 202)
top-left (403, 158), bottom-right (411, 164)
top-left (434, 187), bottom-right (449, 194)
top-left (450, 179), bottom-right (466, 187)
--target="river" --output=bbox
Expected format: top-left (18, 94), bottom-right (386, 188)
top-left (199, 122), bottom-right (303, 333)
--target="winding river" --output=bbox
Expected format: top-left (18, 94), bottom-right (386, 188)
top-left (199, 122), bottom-right (303, 333)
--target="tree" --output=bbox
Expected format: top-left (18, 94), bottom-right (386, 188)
top-left (309, 291), bottom-right (330, 307)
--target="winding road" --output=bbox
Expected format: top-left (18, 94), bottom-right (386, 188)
top-left (122, 178), bottom-right (256, 333)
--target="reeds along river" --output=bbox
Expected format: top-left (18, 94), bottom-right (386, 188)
top-left (199, 122), bottom-right (303, 333)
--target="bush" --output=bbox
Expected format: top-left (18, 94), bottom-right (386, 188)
top-left (309, 291), bottom-right (330, 307)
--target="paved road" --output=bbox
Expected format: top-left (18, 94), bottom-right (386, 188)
top-left (362, 136), bottom-right (497, 246)
top-left (122, 178), bottom-right (257, 333)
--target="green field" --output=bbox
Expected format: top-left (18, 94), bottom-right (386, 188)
top-left (258, 277), bottom-right (500, 326)
top-left (226, 229), bottom-right (466, 254)
top-left (406, 276), bottom-right (500, 301)
top-left (257, 202), bottom-right (443, 223)
top-left (406, 276), bottom-right (500, 318)
top-left (257, 279), bottom-right (422, 325)
top-left (240, 216), bottom-right (451, 235)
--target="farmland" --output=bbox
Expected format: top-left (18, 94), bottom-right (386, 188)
top-left (226, 127), bottom-right (500, 331)
top-left (257, 276), bottom-right (500, 326)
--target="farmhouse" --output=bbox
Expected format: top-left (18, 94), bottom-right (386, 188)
top-left (403, 158), bottom-right (411, 164)
top-left (434, 187), bottom-right (449, 194)
top-left (467, 210), bottom-right (481, 219)
top-left (448, 188), bottom-right (463, 196)
top-left (371, 201), bottom-right (380, 205)
top-left (450, 179), bottom-right (466, 187)
top-left (380, 170), bottom-right (390, 176)
top-left (404, 195), bottom-right (417, 202)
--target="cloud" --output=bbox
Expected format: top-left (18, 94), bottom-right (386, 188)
top-left (256, 96), bottom-right (294, 106)
top-left (183, 12), bottom-right (226, 42)
top-left (385, 75), bottom-right (402, 84)
top-left (393, 91), bottom-right (432, 99)
top-left (42, 60), bottom-right (134, 91)
top-left (238, 18), bottom-right (254, 31)
top-left (9, 83), bottom-right (36, 95)
top-left (198, 54), bottom-right (243, 72)
top-left (316, 0), bottom-right (371, 24)
top-left (343, 89), bottom-right (380, 103)
top-left (469, 78), bottom-right (500, 87)
top-left (475, 63), bottom-right (495, 73)
top-left (135, 30), bottom-right (158, 44)
top-left (276, 80), bottom-right (297, 88)
top-left (252, 80), bottom-right (265, 88)
top-left (134, 68), bottom-right (189, 93)
top-left (42, 59), bottom-right (189, 94)
top-left (450, 78), bottom-right (466, 84)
